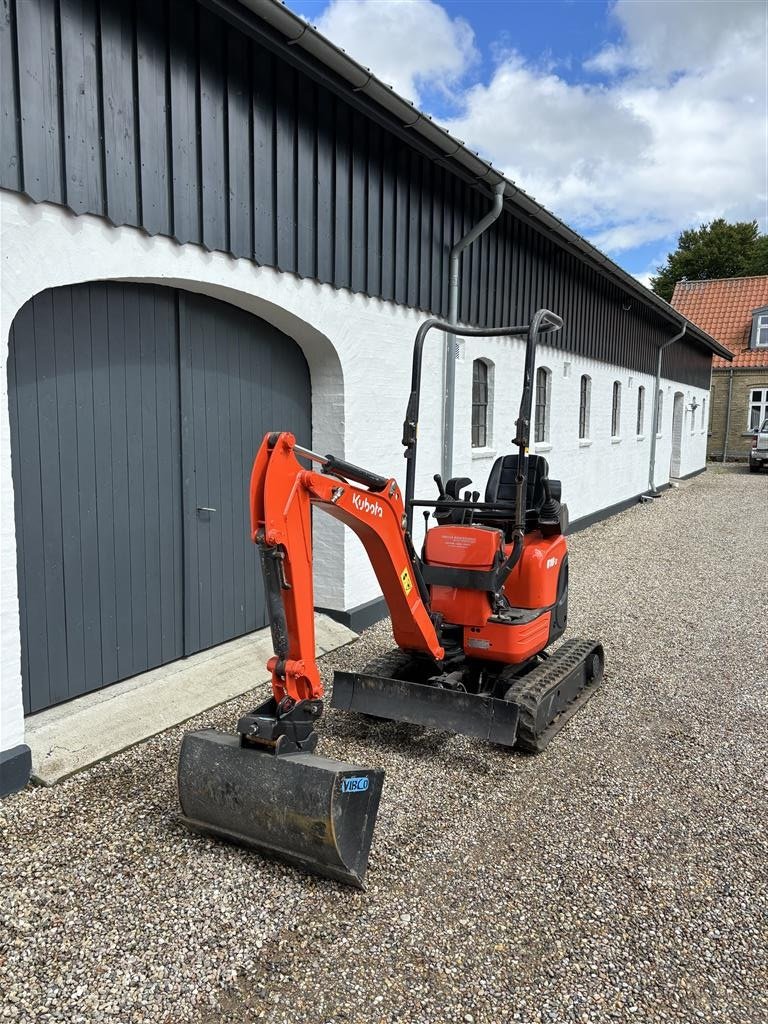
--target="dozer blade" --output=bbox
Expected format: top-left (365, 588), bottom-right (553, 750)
top-left (178, 730), bottom-right (384, 889)
top-left (331, 672), bottom-right (520, 747)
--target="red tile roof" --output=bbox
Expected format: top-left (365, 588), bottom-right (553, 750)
top-left (671, 276), bottom-right (768, 368)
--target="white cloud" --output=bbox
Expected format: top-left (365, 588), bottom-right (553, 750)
top-left (311, 0), bottom-right (477, 105)
top-left (443, 0), bottom-right (767, 255)
top-left (307, 0), bottom-right (767, 263)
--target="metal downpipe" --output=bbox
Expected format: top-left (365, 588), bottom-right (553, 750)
top-left (442, 180), bottom-right (506, 479)
top-left (648, 321), bottom-right (687, 495)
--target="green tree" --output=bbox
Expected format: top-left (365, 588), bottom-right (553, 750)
top-left (650, 219), bottom-right (768, 301)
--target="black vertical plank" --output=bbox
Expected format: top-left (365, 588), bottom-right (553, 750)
top-left (154, 289), bottom-right (183, 661)
top-left (296, 73), bottom-right (316, 279)
top-left (418, 158), bottom-right (432, 313)
top-left (333, 100), bottom-right (351, 288)
top-left (275, 61), bottom-right (296, 272)
top-left (366, 121), bottom-right (382, 297)
top-left (226, 26), bottom-right (252, 259)
top-left (60, 0), bottom-right (103, 214)
top-left (215, 313), bottom-right (234, 637)
top-left (89, 284), bottom-right (118, 686)
top-left (441, 173), bottom-right (456, 320)
top-left (135, 0), bottom-right (170, 236)
top-left (105, 285), bottom-right (135, 679)
top-left (241, 315), bottom-right (259, 630)
top-left (199, 6), bottom-right (227, 252)
top-left (51, 287), bottom-right (87, 697)
top-left (33, 291), bottom-right (69, 706)
top-left (406, 150), bottom-right (420, 309)
top-left (179, 293), bottom-right (199, 655)
top-left (394, 145), bottom-right (410, 305)
top-left (315, 86), bottom-right (334, 283)
top-left (15, 0), bottom-right (64, 203)
top-left (430, 165), bottom-right (444, 316)
top-left (168, 0), bottom-right (200, 244)
top-left (99, 0), bottom-right (139, 225)
top-left (8, 304), bottom-right (48, 712)
top-left (252, 43), bottom-right (275, 267)
top-left (137, 288), bottom-right (162, 669)
top-left (123, 286), bottom-right (149, 674)
top-left (6, 327), bottom-right (26, 710)
top-left (1, 0), bottom-right (22, 189)
top-left (350, 110), bottom-right (367, 294)
top-left (380, 138), bottom-right (395, 302)
top-left (228, 320), bottom-right (246, 635)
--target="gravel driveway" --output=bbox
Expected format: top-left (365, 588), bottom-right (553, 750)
top-left (1, 465), bottom-right (767, 1024)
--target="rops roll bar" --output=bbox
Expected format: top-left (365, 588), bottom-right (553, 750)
top-left (401, 308), bottom-right (563, 536)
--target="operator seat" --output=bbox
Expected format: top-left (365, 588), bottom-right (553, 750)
top-left (483, 454), bottom-right (562, 536)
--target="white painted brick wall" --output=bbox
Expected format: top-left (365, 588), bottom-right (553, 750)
top-left (0, 192), bottom-right (709, 754)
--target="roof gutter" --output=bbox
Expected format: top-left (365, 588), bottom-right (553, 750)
top-left (235, 1), bottom-right (731, 360)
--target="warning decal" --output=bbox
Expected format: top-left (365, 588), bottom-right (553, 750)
top-left (400, 568), bottom-right (413, 596)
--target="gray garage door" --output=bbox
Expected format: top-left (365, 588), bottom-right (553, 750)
top-left (8, 282), bottom-right (311, 714)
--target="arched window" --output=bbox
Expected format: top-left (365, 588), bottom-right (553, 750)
top-left (471, 359), bottom-right (493, 448)
top-left (655, 389), bottom-right (664, 435)
top-left (534, 367), bottom-right (551, 443)
top-left (611, 381), bottom-right (622, 437)
top-left (579, 374), bottom-right (591, 439)
top-left (636, 385), bottom-right (645, 436)
top-left (702, 398), bottom-right (707, 431)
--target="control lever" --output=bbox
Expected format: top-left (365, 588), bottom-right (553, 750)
top-left (433, 473), bottom-right (446, 498)
top-left (423, 510), bottom-right (431, 533)
top-left (467, 491), bottom-right (480, 526)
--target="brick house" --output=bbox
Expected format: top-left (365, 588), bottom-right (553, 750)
top-left (672, 277), bottom-right (768, 460)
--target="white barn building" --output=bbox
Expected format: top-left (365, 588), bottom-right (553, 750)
top-left (0, 0), bottom-right (729, 793)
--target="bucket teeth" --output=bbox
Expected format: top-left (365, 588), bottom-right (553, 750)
top-left (178, 730), bottom-right (384, 888)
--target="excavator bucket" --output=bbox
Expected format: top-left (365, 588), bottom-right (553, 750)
top-left (331, 671), bottom-right (521, 747)
top-left (178, 730), bottom-right (384, 888)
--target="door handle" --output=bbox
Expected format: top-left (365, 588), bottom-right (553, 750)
top-left (197, 506), bottom-right (217, 513)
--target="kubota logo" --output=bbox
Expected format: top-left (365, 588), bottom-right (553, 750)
top-left (352, 493), bottom-right (383, 518)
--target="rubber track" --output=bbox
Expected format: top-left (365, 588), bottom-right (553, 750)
top-left (503, 638), bottom-right (603, 753)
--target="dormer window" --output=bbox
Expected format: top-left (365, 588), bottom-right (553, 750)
top-left (752, 306), bottom-right (768, 348)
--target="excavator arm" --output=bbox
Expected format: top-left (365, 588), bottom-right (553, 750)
top-left (249, 431), bottom-right (444, 707)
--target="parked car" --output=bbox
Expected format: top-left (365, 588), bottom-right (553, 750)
top-left (749, 418), bottom-right (768, 472)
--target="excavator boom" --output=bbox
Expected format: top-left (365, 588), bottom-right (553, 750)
top-left (179, 431), bottom-right (442, 888)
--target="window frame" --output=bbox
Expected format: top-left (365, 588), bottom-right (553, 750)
top-left (751, 307), bottom-right (768, 349)
top-left (611, 381), bottom-right (622, 438)
top-left (471, 358), bottom-right (492, 448)
top-left (534, 366), bottom-right (551, 444)
top-left (636, 385), bottom-right (645, 436)
top-left (748, 388), bottom-right (768, 432)
top-left (655, 389), bottom-right (664, 436)
top-left (579, 374), bottom-right (591, 440)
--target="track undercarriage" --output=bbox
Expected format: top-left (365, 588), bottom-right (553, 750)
top-left (332, 638), bottom-right (604, 753)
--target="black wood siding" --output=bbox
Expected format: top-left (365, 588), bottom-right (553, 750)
top-left (0, 0), bottom-right (711, 388)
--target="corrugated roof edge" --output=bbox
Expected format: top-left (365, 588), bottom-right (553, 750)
top-left (242, 0), bottom-right (732, 362)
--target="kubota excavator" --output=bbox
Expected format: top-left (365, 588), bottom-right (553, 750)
top-left (178, 309), bottom-right (604, 887)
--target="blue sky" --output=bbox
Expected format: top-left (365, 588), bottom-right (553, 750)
top-left (290, 0), bottom-right (767, 287)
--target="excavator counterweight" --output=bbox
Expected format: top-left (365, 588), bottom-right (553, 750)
top-left (178, 310), bottom-right (605, 888)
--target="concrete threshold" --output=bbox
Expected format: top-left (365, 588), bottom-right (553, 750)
top-left (25, 613), bottom-right (357, 786)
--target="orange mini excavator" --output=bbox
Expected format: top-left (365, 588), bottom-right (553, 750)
top-left (178, 309), bottom-right (604, 887)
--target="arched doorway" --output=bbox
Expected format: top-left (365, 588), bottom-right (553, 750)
top-left (670, 391), bottom-right (685, 479)
top-left (8, 282), bottom-right (311, 714)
